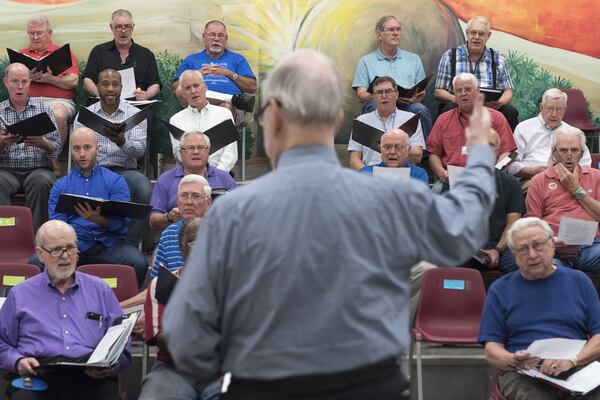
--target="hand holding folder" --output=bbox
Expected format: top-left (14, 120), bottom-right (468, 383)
top-left (7, 44), bottom-right (73, 76)
top-left (77, 106), bottom-right (148, 141)
top-left (0, 112), bottom-right (56, 138)
top-left (55, 193), bottom-right (151, 220)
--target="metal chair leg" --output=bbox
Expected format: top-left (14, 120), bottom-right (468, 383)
top-left (416, 340), bottom-right (423, 400)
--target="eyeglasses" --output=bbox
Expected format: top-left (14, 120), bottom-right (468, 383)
top-left (467, 30), bottom-right (488, 38)
top-left (40, 246), bottom-right (78, 258)
top-left (180, 145), bottom-right (209, 152)
top-left (373, 89), bottom-right (397, 97)
top-left (205, 32), bottom-right (226, 39)
top-left (555, 147), bottom-right (582, 155)
top-left (112, 24), bottom-right (134, 32)
top-left (383, 27), bottom-right (402, 33)
top-left (27, 30), bottom-right (48, 37)
top-left (513, 238), bottom-right (551, 255)
top-left (178, 193), bottom-right (207, 202)
top-left (543, 106), bottom-right (566, 114)
top-left (381, 143), bottom-right (408, 151)
top-left (256, 99), bottom-right (282, 127)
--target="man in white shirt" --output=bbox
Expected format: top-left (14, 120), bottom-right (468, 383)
top-left (508, 88), bottom-right (591, 183)
top-left (169, 70), bottom-right (237, 172)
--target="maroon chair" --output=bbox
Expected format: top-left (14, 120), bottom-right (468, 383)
top-left (560, 89), bottom-right (600, 134)
top-left (0, 263), bottom-right (41, 296)
top-left (77, 264), bottom-right (139, 302)
top-left (0, 206), bottom-right (35, 264)
top-left (411, 267), bottom-right (487, 400)
top-left (591, 153), bottom-right (600, 169)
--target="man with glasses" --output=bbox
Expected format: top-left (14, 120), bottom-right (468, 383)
top-left (173, 20), bottom-right (256, 114)
top-left (47, 127), bottom-right (148, 287)
top-left (527, 126), bottom-right (600, 274)
top-left (0, 219), bottom-right (131, 399)
top-left (83, 9), bottom-right (160, 101)
top-left (509, 88), bottom-right (591, 189)
top-left (169, 69), bottom-right (238, 171)
top-left (348, 76), bottom-right (425, 170)
top-left (478, 217), bottom-right (600, 399)
top-left (19, 15), bottom-right (78, 170)
top-left (434, 16), bottom-right (518, 130)
top-left (0, 63), bottom-right (61, 232)
top-left (352, 15), bottom-right (432, 137)
top-left (150, 131), bottom-right (234, 230)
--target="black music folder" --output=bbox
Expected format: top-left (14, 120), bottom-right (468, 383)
top-left (163, 119), bottom-right (238, 155)
top-left (351, 113), bottom-right (420, 152)
top-left (7, 44), bottom-right (72, 75)
top-left (0, 112), bottom-right (56, 137)
top-left (155, 266), bottom-right (180, 305)
top-left (480, 88), bottom-right (504, 102)
top-left (55, 193), bottom-right (151, 220)
top-left (366, 74), bottom-right (432, 98)
top-left (77, 106), bottom-right (148, 136)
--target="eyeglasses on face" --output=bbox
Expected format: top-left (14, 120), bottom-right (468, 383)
top-left (513, 238), bottom-right (551, 255)
top-left (178, 193), bottom-right (207, 202)
top-left (373, 89), bottom-right (397, 97)
top-left (381, 144), bottom-right (408, 151)
top-left (40, 246), bottom-right (78, 258)
top-left (383, 27), bottom-right (401, 33)
top-left (205, 32), bottom-right (226, 39)
top-left (112, 24), bottom-right (134, 32)
top-left (467, 30), bottom-right (488, 38)
top-left (180, 145), bottom-right (209, 152)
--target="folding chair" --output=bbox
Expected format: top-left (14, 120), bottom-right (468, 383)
top-left (411, 267), bottom-right (487, 400)
top-left (77, 263), bottom-right (150, 376)
top-left (0, 263), bottom-right (41, 297)
top-left (0, 206), bottom-right (36, 263)
top-left (560, 88), bottom-right (600, 153)
top-left (591, 153), bottom-right (600, 169)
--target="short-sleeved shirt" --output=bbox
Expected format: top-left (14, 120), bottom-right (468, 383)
top-left (360, 162), bottom-right (429, 185)
top-left (174, 49), bottom-right (255, 95)
top-left (150, 220), bottom-right (185, 278)
top-left (352, 48), bottom-right (425, 91)
top-left (83, 40), bottom-right (160, 94)
top-left (426, 107), bottom-right (516, 168)
top-left (489, 169), bottom-right (525, 242)
top-left (434, 44), bottom-right (513, 92)
top-left (19, 43), bottom-right (79, 99)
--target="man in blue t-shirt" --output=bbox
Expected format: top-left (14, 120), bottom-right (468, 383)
top-left (172, 20), bottom-right (256, 113)
top-left (478, 217), bottom-right (600, 399)
top-left (359, 128), bottom-right (428, 185)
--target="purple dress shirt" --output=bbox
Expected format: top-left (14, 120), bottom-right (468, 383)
top-left (0, 271), bottom-right (130, 373)
top-left (150, 164), bottom-right (236, 214)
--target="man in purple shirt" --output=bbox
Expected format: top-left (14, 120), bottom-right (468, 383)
top-left (149, 131), bottom-right (235, 230)
top-left (0, 219), bottom-right (130, 399)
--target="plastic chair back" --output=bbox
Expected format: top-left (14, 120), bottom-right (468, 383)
top-left (77, 264), bottom-right (139, 302)
top-left (0, 206), bottom-right (35, 263)
top-left (591, 153), bottom-right (600, 169)
top-left (561, 89), bottom-right (600, 133)
top-left (0, 263), bottom-right (41, 296)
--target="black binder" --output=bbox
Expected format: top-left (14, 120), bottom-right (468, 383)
top-left (163, 119), bottom-right (238, 155)
top-left (351, 113), bottom-right (420, 152)
top-left (55, 193), bottom-right (151, 220)
top-left (7, 44), bottom-right (73, 76)
top-left (77, 106), bottom-right (148, 137)
top-left (0, 112), bottom-right (55, 137)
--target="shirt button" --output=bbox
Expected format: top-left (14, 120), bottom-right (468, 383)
top-left (62, 297), bottom-right (66, 301)
top-left (63, 314), bottom-right (67, 319)
top-left (65, 330), bottom-right (69, 335)
top-left (65, 346), bottom-right (70, 350)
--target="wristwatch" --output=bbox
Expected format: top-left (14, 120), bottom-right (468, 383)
top-left (573, 187), bottom-right (586, 200)
top-left (232, 73), bottom-right (239, 81)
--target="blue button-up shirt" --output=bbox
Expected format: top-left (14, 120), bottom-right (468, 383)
top-left (48, 165), bottom-right (130, 252)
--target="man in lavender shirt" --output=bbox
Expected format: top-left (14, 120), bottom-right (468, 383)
top-left (149, 131), bottom-right (235, 230)
top-left (0, 220), bottom-right (130, 399)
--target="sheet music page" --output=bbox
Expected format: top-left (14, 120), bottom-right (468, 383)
top-left (558, 217), bottom-right (598, 245)
top-left (447, 165), bottom-right (465, 190)
top-left (526, 338), bottom-right (586, 359)
top-left (118, 67), bottom-right (136, 99)
top-left (373, 166), bottom-right (410, 179)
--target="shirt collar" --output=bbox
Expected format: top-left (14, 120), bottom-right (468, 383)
top-left (543, 164), bottom-right (589, 179)
top-left (108, 39), bottom-right (136, 51)
top-left (188, 102), bottom-right (210, 115)
top-left (97, 99), bottom-right (127, 117)
top-left (23, 42), bottom-right (59, 57)
top-left (174, 164), bottom-right (185, 177)
top-left (277, 145), bottom-right (339, 169)
top-left (43, 269), bottom-right (80, 292)
top-left (376, 47), bottom-right (400, 61)
top-left (75, 164), bottom-right (102, 178)
top-left (537, 114), bottom-right (563, 131)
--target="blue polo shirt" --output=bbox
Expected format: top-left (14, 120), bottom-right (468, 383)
top-left (359, 162), bottom-right (429, 185)
top-left (352, 48), bottom-right (426, 90)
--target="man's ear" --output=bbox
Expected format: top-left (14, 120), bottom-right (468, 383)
top-left (34, 246), bottom-right (43, 260)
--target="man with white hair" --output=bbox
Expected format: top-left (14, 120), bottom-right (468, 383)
top-left (527, 126), bottom-right (600, 274)
top-left (509, 88), bottom-right (591, 185)
top-left (163, 48), bottom-right (496, 399)
top-left (434, 16), bottom-right (518, 130)
top-left (427, 72), bottom-right (516, 183)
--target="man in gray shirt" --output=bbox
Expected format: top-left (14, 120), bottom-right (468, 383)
top-left (164, 49), bottom-right (496, 400)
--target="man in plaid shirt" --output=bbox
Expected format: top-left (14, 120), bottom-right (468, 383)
top-left (0, 62), bottom-right (61, 231)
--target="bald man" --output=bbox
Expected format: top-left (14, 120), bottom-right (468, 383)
top-left (46, 127), bottom-right (147, 286)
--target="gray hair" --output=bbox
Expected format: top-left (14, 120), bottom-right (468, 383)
top-left (261, 49), bottom-right (342, 126)
top-left (551, 126), bottom-right (586, 153)
top-left (180, 131), bottom-right (211, 149)
top-left (204, 20), bottom-right (226, 32)
top-left (542, 88), bottom-right (568, 106)
top-left (27, 15), bottom-right (51, 31)
top-left (179, 69), bottom-right (205, 84)
top-left (178, 174), bottom-right (211, 197)
top-left (452, 72), bottom-right (478, 88)
top-left (375, 15), bottom-right (399, 34)
top-left (35, 220), bottom-right (77, 247)
top-left (466, 16), bottom-right (490, 31)
top-left (507, 217), bottom-right (553, 249)
top-left (111, 9), bottom-right (133, 22)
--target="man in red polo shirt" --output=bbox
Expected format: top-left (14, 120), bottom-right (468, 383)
top-left (427, 72), bottom-right (516, 183)
top-left (20, 15), bottom-right (79, 172)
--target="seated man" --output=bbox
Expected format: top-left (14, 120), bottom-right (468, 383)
top-left (527, 126), bottom-right (600, 274)
top-left (20, 15), bottom-right (78, 164)
top-left (359, 128), bottom-right (428, 185)
top-left (0, 220), bottom-right (130, 399)
top-left (352, 15), bottom-right (432, 137)
top-left (150, 131), bottom-right (235, 230)
top-left (48, 127), bottom-right (147, 286)
top-left (427, 72), bottom-right (516, 184)
top-left (434, 16), bottom-right (518, 130)
top-left (478, 217), bottom-right (600, 399)
top-left (149, 174), bottom-right (211, 278)
top-left (172, 20), bottom-right (256, 114)
top-left (74, 68), bottom-right (152, 246)
top-left (509, 88), bottom-right (591, 187)
top-left (170, 70), bottom-right (237, 171)
top-left (0, 62), bottom-right (61, 231)
top-left (348, 76), bottom-right (426, 169)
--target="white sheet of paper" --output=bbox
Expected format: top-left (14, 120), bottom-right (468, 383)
top-left (118, 67), bottom-right (136, 99)
top-left (0, 297), bottom-right (5, 309)
top-left (373, 166), bottom-right (410, 179)
top-left (495, 156), bottom-right (512, 170)
top-left (205, 89), bottom-right (229, 102)
top-left (447, 165), bottom-right (465, 190)
top-left (126, 99), bottom-right (160, 106)
top-left (526, 338), bottom-right (586, 359)
top-left (558, 217), bottom-right (598, 245)
top-left (522, 362), bottom-right (600, 395)
top-left (87, 323), bottom-right (128, 364)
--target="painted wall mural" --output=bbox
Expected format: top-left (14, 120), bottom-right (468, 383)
top-left (1, 0), bottom-right (598, 153)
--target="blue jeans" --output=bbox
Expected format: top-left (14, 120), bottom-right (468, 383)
top-left (139, 360), bottom-right (221, 400)
top-left (555, 237), bottom-right (600, 274)
top-left (361, 100), bottom-right (433, 139)
top-left (110, 168), bottom-right (152, 246)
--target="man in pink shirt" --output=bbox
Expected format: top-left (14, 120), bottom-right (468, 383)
top-left (427, 72), bottom-right (515, 183)
top-left (527, 126), bottom-right (600, 273)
